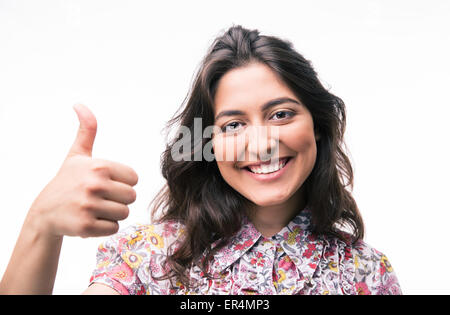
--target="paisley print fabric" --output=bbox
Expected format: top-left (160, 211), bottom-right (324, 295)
top-left (89, 208), bottom-right (401, 295)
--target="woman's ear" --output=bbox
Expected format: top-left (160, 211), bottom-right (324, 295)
top-left (315, 131), bottom-right (321, 141)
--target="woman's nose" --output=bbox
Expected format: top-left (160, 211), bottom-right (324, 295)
top-left (245, 125), bottom-right (280, 162)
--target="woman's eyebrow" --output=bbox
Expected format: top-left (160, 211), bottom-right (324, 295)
top-left (214, 97), bottom-right (300, 121)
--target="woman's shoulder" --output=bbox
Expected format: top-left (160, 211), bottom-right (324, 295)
top-left (323, 230), bottom-right (389, 258)
top-left (90, 219), bottom-right (186, 294)
top-left (331, 231), bottom-right (393, 271)
top-left (100, 219), bottom-right (185, 254)
top-left (322, 231), bottom-right (402, 295)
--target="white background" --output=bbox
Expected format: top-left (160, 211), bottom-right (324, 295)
top-left (1, 0), bottom-right (449, 295)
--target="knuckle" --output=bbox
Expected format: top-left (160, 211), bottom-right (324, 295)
top-left (79, 197), bottom-right (94, 211)
top-left (90, 160), bottom-right (110, 177)
top-left (77, 217), bottom-right (96, 237)
top-left (84, 177), bottom-right (105, 194)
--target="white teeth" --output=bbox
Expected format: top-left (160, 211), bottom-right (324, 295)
top-left (248, 158), bottom-right (288, 174)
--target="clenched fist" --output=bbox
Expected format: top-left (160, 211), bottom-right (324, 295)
top-left (29, 104), bottom-right (138, 238)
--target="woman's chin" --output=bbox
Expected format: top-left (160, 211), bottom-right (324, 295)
top-left (247, 192), bottom-right (291, 207)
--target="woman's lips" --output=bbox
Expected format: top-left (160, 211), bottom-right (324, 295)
top-left (239, 156), bottom-right (292, 169)
top-left (242, 157), bottom-right (293, 182)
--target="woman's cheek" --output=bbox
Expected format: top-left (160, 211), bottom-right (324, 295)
top-left (279, 120), bottom-right (316, 153)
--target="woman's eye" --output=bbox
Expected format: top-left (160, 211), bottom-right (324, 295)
top-left (270, 111), bottom-right (293, 120)
top-left (221, 112), bottom-right (293, 133)
top-left (222, 121), bottom-right (243, 133)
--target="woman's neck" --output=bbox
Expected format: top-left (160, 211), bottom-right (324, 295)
top-left (245, 187), bottom-right (306, 238)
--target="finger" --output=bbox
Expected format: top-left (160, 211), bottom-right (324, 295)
top-left (83, 219), bottom-right (119, 237)
top-left (92, 199), bottom-right (130, 221)
top-left (68, 104), bottom-right (98, 158)
top-left (99, 180), bottom-right (137, 205)
top-left (102, 160), bottom-right (139, 186)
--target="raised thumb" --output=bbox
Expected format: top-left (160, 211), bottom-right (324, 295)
top-left (67, 104), bottom-right (97, 158)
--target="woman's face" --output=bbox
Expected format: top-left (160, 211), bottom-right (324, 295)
top-left (212, 62), bottom-right (319, 207)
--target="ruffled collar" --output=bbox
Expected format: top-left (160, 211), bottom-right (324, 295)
top-left (208, 207), bottom-right (323, 284)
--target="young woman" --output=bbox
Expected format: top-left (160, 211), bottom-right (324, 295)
top-left (0, 25), bottom-right (401, 295)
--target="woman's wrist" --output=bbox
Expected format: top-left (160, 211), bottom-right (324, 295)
top-left (25, 205), bottom-right (63, 242)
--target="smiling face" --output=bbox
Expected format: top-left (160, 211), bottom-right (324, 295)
top-left (212, 62), bottom-right (319, 209)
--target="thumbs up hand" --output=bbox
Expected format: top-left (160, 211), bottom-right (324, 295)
top-left (29, 104), bottom-right (138, 238)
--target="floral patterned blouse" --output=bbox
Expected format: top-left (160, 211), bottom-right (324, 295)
top-left (89, 208), bottom-right (401, 295)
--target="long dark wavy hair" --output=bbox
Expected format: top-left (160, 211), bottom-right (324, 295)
top-left (148, 24), bottom-right (364, 289)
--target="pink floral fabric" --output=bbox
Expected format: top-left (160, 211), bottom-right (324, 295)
top-left (89, 208), bottom-right (401, 295)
